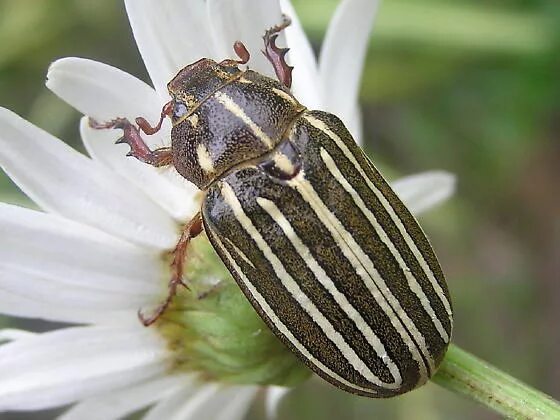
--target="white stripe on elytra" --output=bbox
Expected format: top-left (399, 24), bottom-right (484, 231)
top-left (321, 148), bottom-right (449, 343)
top-left (225, 238), bottom-right (255, 269)
top-left (257, 196), bottom-right (402, 387)
top-left (214, 91), bottom-right (273, 149)
top-left (286, 170), bottom-right (432, 378)
top-left (304, 114), bottom-right (453, 325)
top-left (207, 228), bottom-right (379, 396)
top-left (221, 181), bottom-right (393, 388)
top-left (196, 143), bottom-right (214, 174)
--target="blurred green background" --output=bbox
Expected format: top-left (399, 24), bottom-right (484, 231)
top-left (0, 0), bottom-right (559, 419)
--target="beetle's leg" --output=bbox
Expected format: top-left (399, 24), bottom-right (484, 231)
top-left (262, 15), bottom-right (293, 89)
top-left (138, 213), bottom-right (204, 326)
top-left (89, 101), bottom-right (174, 167)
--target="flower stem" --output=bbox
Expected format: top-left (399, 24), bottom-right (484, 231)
top-left (433, 344), bottom-right (560, 419)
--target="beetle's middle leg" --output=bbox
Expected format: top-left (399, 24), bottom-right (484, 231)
top-left (89, 101), bottom-right (174, 167)
top-left (139, 212), bottom-right (204, 326)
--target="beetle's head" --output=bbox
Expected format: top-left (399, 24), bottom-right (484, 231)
top-left (166, 58), bottom-right (242, 125)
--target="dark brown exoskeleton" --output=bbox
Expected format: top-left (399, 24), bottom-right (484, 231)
top-left (92, 15), bottom-right (453, 398)
top-left (91, 17), bottom-right (301, 326)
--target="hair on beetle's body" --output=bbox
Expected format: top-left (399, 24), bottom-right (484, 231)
top-left (91, 16), bottom-right (452, 398)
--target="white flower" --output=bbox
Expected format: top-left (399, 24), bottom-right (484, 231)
top-left (0, 0), bottom-right (456, 418)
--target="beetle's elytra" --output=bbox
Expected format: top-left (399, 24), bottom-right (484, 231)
top-left (91, 17), bottom-right (453, 398)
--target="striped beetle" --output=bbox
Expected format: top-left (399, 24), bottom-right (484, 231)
top-left (91, 17), bottom-right (452, 397)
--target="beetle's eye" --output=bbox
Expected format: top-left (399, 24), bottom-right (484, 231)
top-left (173, 101), bottom-right (188, 119)
top-left (223, 65), bottom-right (240, 75)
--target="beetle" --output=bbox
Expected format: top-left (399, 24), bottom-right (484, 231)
top-left (91, 17), bottom-right (452, 398)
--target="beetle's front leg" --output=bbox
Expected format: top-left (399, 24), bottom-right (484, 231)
top-left (139, 212), bottom-right (204, 326)
top-left (89, 101), bottom-right (174, 167)
top-left (262, 15), bottom-right (293, 89)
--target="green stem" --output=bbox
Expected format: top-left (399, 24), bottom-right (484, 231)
top-left (433, 344), bottom-right (560, 419)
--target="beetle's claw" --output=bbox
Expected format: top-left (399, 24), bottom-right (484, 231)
top-left (89, 117), bottom-right (117, 130)
top-left (178, 278), bottom-right (190, 290)
top-left (137, 275), bottom-right (189, 327)
top-left (138, 305), bottom-right (167, 327)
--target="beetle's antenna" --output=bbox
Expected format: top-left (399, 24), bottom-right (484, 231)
top-left (219, 41), bottom-right (251, 67)
top-left (233, 41), bottom-right (250, 64)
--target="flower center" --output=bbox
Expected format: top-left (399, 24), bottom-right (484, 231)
top-left (158, 234), bottom-right (311, 387)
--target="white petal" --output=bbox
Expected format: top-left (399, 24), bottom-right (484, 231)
top-left (347, 102), bottom-right (363, 145)
top-left (319, 0), bottom-right (379, 138)
top-left (60, 375), bottom-right (190, 420)
top-left (0, 203), bottom-right (165, 323)
top-left (279, 0), bottom-right (321, 109)
top-left (0, 270), bottom-right (148, 312)
top-left (214, 387), bottom-right (259, 420)
top-left (80, 119), bottom-right (199, 221)
top-left (143, 383), bottom-right (217, 420)
top-left (0, 329), bottom-right (36, 344)
top-left (391, 171), bottom-right (456, 215)
top-left (0, 289), bottom-right (136, 325)
top-left (0, 107), bottom-right (178, 249)
top-left (207, 0), bottom-right (283, 77)
top-left (46, 58), bottom-right (163, 123)
top-left (125, 0), bottom-right (214, 97)
top-left (0, 325), bottom-right (170, 411)
top-left (265, 386), bottom-right (291, 419)
top-left (46, 58), bottom-right (199, 221)
top-left (145, 384), bottom-right (257, 420)
top-left (0, 203), bottom-right (162, 296)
